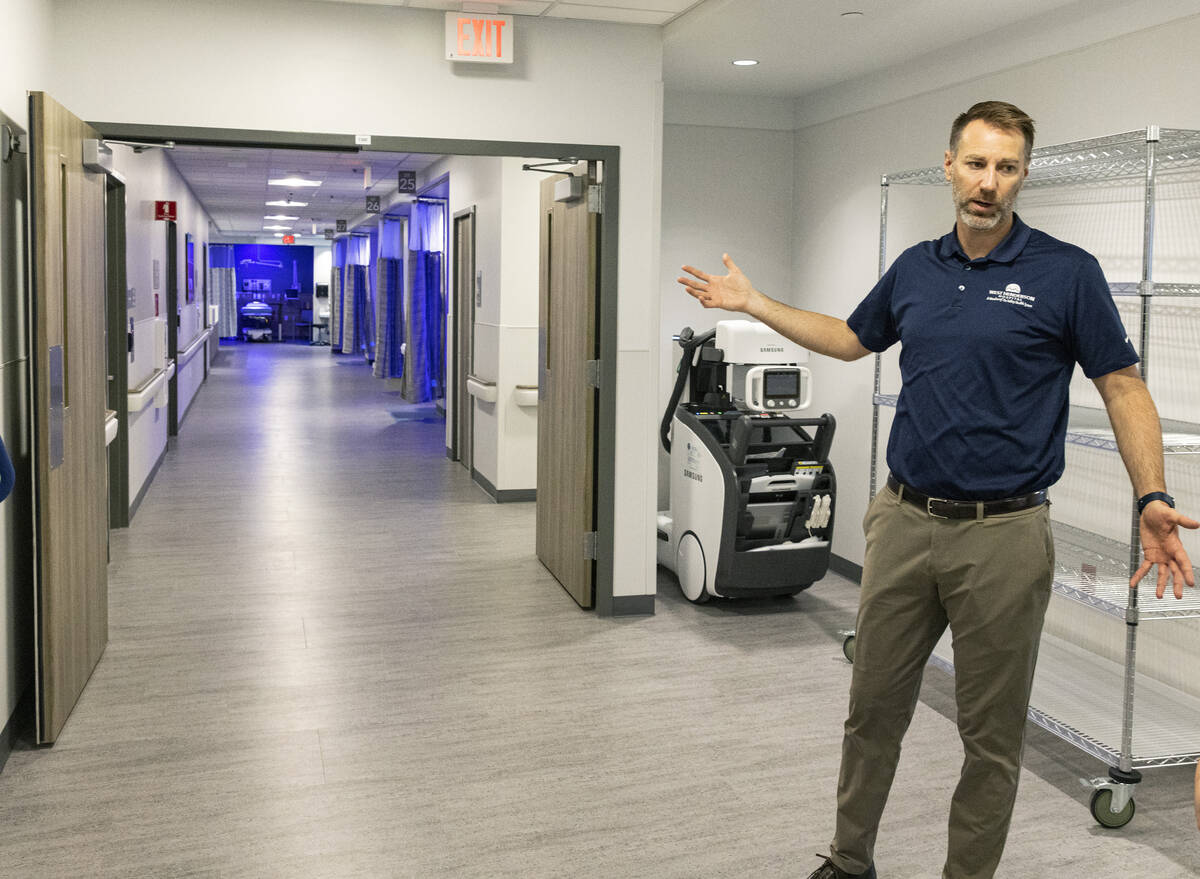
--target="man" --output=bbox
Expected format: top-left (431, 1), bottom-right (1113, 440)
top-left (677, 101), bottom-right (1198, 879)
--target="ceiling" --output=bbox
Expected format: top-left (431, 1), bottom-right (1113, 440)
top-left (168, 146), bottom-right (443, 241)
top-left (312, 0), bottom-right (707, 26)
top-left (162, 0), bottom-right (1189, 240)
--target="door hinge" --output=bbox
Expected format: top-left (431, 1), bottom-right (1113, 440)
top-left (585, 359), bottom-right (601, 389)
top-left (0, 125), bottom-right (21, 163)
top-left (587, 184), bottom-right (603, 214)
top-left (583, 531), bottom-right (599, 560)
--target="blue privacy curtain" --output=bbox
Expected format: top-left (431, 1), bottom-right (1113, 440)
top-left (209, 244), bottom-right (238, 338)
top-left (342, 235), bottom-right (375, 361)
top-left (330, 238), bottom-right (347, 353)
top-left (374, 217), bottom-right (406, 379)
top-left (404, 200), bottom-right (446, 403)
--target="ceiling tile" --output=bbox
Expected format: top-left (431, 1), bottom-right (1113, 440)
top-left (546, 4), bottom-right (672, 24)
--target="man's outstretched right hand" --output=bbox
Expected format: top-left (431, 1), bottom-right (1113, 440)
top-left (678, 253), bottom-right (758, 314)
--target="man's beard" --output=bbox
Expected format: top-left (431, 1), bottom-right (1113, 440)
top-left (951, 173), bottom-right (1020, 232)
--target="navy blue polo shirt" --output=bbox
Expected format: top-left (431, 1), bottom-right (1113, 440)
top-left (848, 214), bottom-right (1138, 500)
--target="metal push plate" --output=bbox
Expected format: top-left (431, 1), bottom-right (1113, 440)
top-left (48, 345), bottom-right (64, 469)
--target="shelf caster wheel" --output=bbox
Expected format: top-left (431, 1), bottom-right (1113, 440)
top-left (1090, 787), bottom-right (1135, 828)
top-left (842, 633), bottom-right (856, 664)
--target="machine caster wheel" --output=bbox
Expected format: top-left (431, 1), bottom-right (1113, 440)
top-left (1090, 788), bottom-right (1135, 828)
top-left (774, 583), bottom-right (812, 598)
top-left (842, 634), bottom-right (856, 664)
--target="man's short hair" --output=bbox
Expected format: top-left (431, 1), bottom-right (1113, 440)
top-left (949, 101), bottom-right (1036, 164)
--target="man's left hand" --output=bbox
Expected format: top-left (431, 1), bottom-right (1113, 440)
top-left (1133, 502), bottom-right (1200, 598)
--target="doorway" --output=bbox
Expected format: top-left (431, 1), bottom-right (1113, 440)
top-left (89, 121), bottom-right (622, 614)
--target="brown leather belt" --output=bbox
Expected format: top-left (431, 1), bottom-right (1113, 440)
top-left (886, 473), bottom-right (1047, 519)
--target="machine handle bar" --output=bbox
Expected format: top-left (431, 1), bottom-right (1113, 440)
top-left (661, 326), bottom-right (718, 453)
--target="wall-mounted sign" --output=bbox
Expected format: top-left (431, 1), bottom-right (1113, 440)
top-left (154, 200), bottom-right (177, 221)
top-left (445, 12), bottom-right (513, 64)
top-left (282, 234), bottom-right (295, 244)
top-left (365, 196), bottom-right (381, 214)
top-left (398, 170), bottom-right (417, 193)
top-left (324, 228), bottom-right (336, 240)
top-left (336, 219), bottom-right (347, 232)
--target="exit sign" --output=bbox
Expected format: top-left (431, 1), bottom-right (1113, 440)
top-left (445, 12), bottom-right (512, 64)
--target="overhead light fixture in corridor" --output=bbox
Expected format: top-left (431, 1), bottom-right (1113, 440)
top-left (731, 59), bottom-right (759, 67)
top-left (268, 176), bottom-right (321, 187)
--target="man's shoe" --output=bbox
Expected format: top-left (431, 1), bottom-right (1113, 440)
top-left (805, 855), bottom-right (878, 879)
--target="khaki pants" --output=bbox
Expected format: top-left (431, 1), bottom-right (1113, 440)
top-left (831, 486), bottom-right (1054, 879)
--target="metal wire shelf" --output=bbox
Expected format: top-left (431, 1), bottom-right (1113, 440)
top-left (929, 631), bottom-right (1200, 768)
top-left (872, 396), bottom-right (1200, 455)
top-left (885, 128), bottom-right (1200, 187)
top-left (1050, 520), bottom-right (1200, 620)
top-left (1109, 282), bottom-right (1200, 298)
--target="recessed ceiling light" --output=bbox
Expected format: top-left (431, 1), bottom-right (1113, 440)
top-left (263, 225), bottom-right (292, 231)
top-left (732, 59), bottom-right (759, 67)
top-left (266, 200), bottom-right (308, 207)
top-left (268, 177), bottom-right (321, 187)
top-left (264, 214), bottom-right (299, 221)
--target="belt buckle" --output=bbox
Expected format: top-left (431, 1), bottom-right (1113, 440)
top-left (926, 497), bottom-right (950, 519)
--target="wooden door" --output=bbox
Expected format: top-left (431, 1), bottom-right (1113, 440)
top-left (536, 165), bottom-right (599, 608)
top-left (454, 210), bottom-right (475, 471)
top-left (28, 92), bottom-right (109, 744)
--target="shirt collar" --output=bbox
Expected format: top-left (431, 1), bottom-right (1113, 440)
top-left (936, 213), bottom-right (1031, 264)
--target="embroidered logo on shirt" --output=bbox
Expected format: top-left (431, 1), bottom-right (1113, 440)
top-left (987, 282), bottom-right (1035, 308)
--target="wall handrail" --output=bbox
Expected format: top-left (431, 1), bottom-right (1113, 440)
top-left (466, 374), bottom-right (498, 403)
top-left (177, 326), bottom-right (211, 367)
top-left (127, 359), bottom-right (175, 413)
top-left (513, 384), bottom-right (539, 408)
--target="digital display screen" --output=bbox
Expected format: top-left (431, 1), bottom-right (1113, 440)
top-left (765, 370), bottom-right (800, 397)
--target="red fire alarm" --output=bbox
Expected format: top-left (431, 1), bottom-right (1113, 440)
top-left (155, 200), bottom-right (177, 221)
top-left (282, 234), bottom-right (295, 245)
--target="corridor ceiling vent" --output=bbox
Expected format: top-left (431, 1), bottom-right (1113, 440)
top-left (266, 192), bottom-right (308, 208)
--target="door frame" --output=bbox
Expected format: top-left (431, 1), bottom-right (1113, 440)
top-left (451, 206), bottom-right (475, 470)
top-left (105, 175), bottom-right (129, 528)
top-left (89, 122), bottom-right (628, 615)
top-left (165, 220), bottom-right (179, 436)
top-left (201, 242), bottom-right (209, 380)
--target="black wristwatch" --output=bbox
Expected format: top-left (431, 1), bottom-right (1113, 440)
top-left (1137, 491), bottom-right (1175, 515)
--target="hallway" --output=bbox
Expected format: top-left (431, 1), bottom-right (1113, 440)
top-left (0, 344), bottom-right (1195, 877)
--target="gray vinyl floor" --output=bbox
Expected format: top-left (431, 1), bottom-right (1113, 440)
top-left (1, 343), bottom-right (1197, 878)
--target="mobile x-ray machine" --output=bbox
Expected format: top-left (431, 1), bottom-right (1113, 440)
top-left (657, 319), bottom-right (837, 603)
